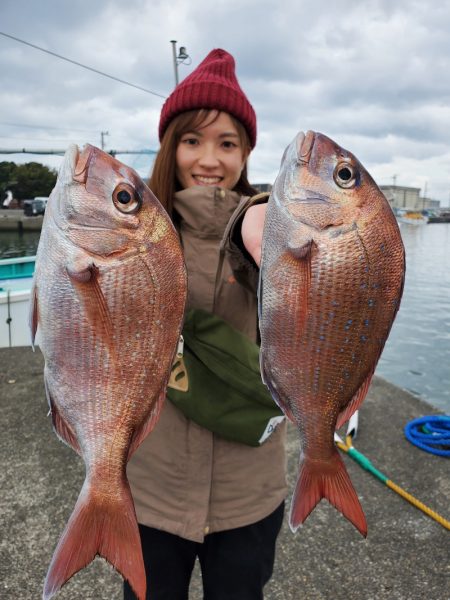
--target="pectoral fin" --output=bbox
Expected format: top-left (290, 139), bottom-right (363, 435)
top-left (287, 230), bottom-right (314, 260)
top-left (286, 235), bottom-right (314, 333)
top-left (67, 261), bottom-right (114, 350)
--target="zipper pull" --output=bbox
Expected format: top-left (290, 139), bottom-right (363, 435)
top-left (176, 334), bottom-right (184, 357)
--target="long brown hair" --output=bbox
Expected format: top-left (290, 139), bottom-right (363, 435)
top-left (149, 109), bottom-right (258, 219)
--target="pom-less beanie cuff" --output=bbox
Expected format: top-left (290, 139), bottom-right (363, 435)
top-left (158, 49), bottom-right (257, 148)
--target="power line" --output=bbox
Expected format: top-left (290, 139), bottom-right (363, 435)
top-left (0, 122), bottom-right (154, 144)
top-left (0, 120), bottom-right (99, 134)
top-left (0, 148), bottom-right (158, 156)
top-left (0, 31), bottom-right (167, 100)
top-left (0, 135), bottom-right (97, 143)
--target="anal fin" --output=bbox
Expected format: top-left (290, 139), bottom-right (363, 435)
top-left (336, 370), bottom-right (374, 430)
top-left (128, 386), bottom-right (166, 459)
top-left (29, 282), bottom-right (39, 348)
top-left (45, 375), bottom-right (80, 454)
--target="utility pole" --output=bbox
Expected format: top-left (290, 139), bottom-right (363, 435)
top-left (170, 40), bottom-right (190, 87)
top-left (392, 174), bottom-right (397, 208)
top-left (101, 131), bottom-right (109, 150)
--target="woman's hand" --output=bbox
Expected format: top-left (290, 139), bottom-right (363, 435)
top-left (241, 203), bottom-right (267, 267)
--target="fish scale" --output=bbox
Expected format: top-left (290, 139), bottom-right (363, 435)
top-left (259, 130), bottom-right (405, 537)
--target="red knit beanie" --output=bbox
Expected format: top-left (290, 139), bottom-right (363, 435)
top-left (159, 48), bottom-right (257, 148)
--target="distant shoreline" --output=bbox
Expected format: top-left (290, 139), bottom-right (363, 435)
top-left (0, 210), bottom-right (43, 232)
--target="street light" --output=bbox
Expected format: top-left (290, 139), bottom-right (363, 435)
top-left (170, 40), bottom-right (191, 87)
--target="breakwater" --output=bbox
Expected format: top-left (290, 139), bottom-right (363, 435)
top-left (0, 209), bottom-right (43, 232)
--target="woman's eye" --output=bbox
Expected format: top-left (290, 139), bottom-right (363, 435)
top-left (222, 141), bottom-right (237, 149)
top-left (112, 183), bottom-right (141, 214)
top-left (182, 137), bottom-right (199, 145)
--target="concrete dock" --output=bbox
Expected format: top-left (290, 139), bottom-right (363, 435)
top-left (1, 346), bottom-right (448, 599)
top-left (0, 210), bottom-right (43, 232)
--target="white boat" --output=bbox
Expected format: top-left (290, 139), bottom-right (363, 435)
top-left (0, 255), bottom-right (39, 347)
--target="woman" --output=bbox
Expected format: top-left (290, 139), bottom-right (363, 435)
top-left (126, 48), bottom-right (287, 600)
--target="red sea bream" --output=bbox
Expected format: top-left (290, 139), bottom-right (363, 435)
top-left (30, 144), bottom-right (187, 599)
top-left (259, 131), bottom-right (405, 536)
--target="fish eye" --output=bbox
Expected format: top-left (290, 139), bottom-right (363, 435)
top-left (333, 162), bottom-right (357, 189)
top-left (112, 183), bottom-right (141, 214)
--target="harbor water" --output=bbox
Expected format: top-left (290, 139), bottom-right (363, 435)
top-left (376, 221), bottom-right (450, 414)
top-left (1, 221), bottom-right (449, 413)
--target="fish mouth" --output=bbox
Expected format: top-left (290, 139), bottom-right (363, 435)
top-left (57, 144), bottom-right (79, 185)
top-left (74, 145), bottom-right (95, 183)
top-left (296, 130), bottom-right (315, 163)
top-left (58, 144), bottom-right (96, 186)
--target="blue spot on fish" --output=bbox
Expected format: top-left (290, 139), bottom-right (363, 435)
top-left (368, 299), bottom-right (375, 307)
top-left (360, 335), bottom-right (368, 342)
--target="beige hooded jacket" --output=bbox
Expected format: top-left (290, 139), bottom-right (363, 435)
top-left (127, 186), bottom-right (287, 543)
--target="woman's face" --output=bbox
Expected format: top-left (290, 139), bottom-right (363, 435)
top-left (175, 112), bottom-right (248, 190)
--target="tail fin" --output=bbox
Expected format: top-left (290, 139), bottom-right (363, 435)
top-left (43, 477), bottom-right (145, 600)
top-left (290, 450), bottom-right (367, 537)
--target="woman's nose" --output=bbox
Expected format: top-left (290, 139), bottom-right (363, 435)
top-left (197, 145), bottom-right (220, 168)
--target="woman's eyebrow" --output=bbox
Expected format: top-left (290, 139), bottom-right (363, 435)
top-left (181, 130), bottom-right (239, 139)
top-left (218, 132), bottom-right (239, 138)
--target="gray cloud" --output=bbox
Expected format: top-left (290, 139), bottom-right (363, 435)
top-left (1, 0), bottom-right (450, 203)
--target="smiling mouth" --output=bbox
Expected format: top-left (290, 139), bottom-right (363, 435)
top-left (192, 175), bottom-right (223, 185)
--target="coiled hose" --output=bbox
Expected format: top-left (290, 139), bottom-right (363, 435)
top-left (404, 415), bottom-right (450, 457)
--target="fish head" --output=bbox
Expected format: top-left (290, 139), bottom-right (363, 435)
top-left (274, 131), bottom-right (384, 229)
top-left (49, 144), bottom-right (169, 257)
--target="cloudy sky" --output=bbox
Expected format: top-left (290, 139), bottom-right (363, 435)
top-left (1, 0), bottom-right (450, 205)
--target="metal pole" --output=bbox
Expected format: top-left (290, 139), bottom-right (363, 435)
top-left (101, 131), bottom-right (109, 150)
top-left (170, 40), bottom-right (179, 87)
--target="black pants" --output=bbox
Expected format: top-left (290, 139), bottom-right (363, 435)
top-left (123, 501), bottom-right (285, 600)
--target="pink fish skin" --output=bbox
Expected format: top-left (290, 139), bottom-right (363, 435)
top-left (259, 131), bottom-right (405, 537)
top-left (30, 144), bottom-right (187, 599)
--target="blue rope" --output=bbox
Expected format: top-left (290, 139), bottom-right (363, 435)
top-left (404, 416), bottom-right (450, 457)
